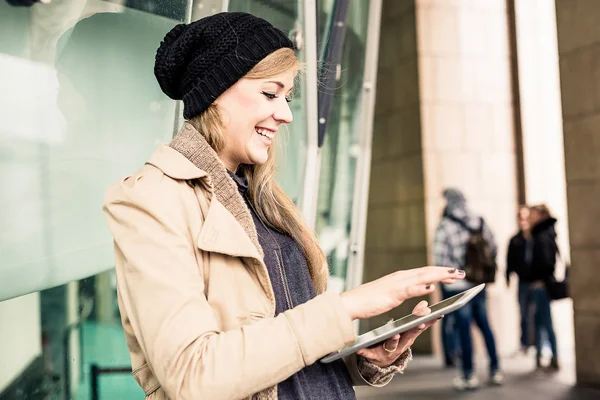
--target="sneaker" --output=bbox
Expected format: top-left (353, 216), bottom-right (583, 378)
top-left (548, 358), bottom-right (560, 372)
top-left (490, 371), bottom-right (505, 386)
top-left (536, 357), bottom-right (544, 370)
top-left (453, 375), bottom-right (480, 391)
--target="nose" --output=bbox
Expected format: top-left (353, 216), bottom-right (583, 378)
top-left (273, 98), bottom-right (293, 123)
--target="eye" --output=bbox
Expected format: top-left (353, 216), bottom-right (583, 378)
top-left (262, 91), bottom-right (277, 100)
top-left (285, 96), bottom-right (292, 103)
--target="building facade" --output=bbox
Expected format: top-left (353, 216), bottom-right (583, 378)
top-left (0, 0), bottom-right (598, 398)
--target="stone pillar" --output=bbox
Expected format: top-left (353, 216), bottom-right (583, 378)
top-left (555, 0), bottom-right (600, 388)
top-left (365, 0), bottom-right (430, 353)
top-left (417, 0), bottom-right (520, 357)
top-left (366, 0), bottom-right (521, 355)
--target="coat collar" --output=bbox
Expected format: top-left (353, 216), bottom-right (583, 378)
top-left (146, 124), bottom-right (263, 260)
top-left (146, 144), bottom-right (208, 181)
top-left (532, 217), bottom-right (557, 236)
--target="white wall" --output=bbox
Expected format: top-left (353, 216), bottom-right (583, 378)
top-left (0, 293), bottom-right (42, 392)
top-left (514, 0), bottom-right (574, 358)
top-left (515, 0), bottom-right (570, 256)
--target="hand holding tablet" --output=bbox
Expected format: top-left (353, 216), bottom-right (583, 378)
top-left (322, 284), bottom-right (485, 363)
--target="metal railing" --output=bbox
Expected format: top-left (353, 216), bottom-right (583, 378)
top-left (89, 365), bottom-right (132, 400)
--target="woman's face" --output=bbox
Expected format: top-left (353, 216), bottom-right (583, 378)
top-left (215, 68), bottom-right (295, 171)
top-left (518, 207), bottom-right (530, 231)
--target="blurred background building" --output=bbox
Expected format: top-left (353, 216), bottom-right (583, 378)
top-left (0, 0), bottom-right (598, 398)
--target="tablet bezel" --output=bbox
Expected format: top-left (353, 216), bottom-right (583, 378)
top-left (320, 283), bottom-right (486, 363)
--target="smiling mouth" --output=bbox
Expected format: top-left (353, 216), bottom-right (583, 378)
top-left (255, 127), bottom-right (275, 139)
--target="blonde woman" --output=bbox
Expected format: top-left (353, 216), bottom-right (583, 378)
top-left (103, 12), bottom-right (465, 400)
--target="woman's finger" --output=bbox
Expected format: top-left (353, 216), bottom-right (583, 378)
top-left (440, 278), bottom-right (461, 284)
top-left (400, 268), bottom-right (464, 290)
top-left (383, 334), bottom-right (400, 352)
top-left (412, 300), bottom-right (431, 316)
top-left (404, 282), bottom-right (436, 298)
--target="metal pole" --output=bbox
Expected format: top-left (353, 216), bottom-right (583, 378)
top-left (345, 0), bottom-right (383, 331)
top-left (221, 0), bottom-right (229, 12)
top-left (63, 331), bottom-right (70, 400)
top-left (300, 0), bottom-right (320, 229)
top-left (316, 0), bottom-right (350, 146)
top-left (90, 364), bottom-right (100, 400)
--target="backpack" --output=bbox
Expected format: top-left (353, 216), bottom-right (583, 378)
top-left (447, 216), bottom-right (497, 284)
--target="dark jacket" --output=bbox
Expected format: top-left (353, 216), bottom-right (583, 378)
top-left (529, 217), bottom-right (558, 283)
top-left (506, 231), bottom-right (530, 285)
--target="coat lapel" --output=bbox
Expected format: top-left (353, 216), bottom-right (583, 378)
top-left (197, 197), bottom-right (262, 260)
top-left (145, 126), bottom-right (266, 263)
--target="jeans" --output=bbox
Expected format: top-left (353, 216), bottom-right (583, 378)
top-left (449, 288), bottom-right (499, 378)
top-left (440, 286), bottom-right (460, 365)
top-left (518, 282), bottom-right (534, 348)
top-left (532, 286), bottom-right (558, 359)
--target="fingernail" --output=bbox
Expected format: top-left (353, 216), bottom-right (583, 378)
top-left (457, 270), bottom-right (465, 276)
top-left (425, 284), bottom-right (431, 290)
top-left (448, 268), bottom-right (457, 274)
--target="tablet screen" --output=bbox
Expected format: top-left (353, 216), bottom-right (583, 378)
top-left (320, 284), bottom-right (485, 363)
top-left (355, 289), bottom-right (470, 347)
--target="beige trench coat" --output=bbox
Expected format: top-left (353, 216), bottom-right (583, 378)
top-left (103, 132), bottom-right (399, 400)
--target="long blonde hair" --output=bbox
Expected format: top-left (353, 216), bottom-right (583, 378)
top-left (188, 48), bottom-right (328, 293)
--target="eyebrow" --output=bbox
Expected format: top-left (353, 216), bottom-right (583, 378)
top-left (265, 80), bottom-right (294, 95)
top-left (266, 80), bottom-right (285, 88)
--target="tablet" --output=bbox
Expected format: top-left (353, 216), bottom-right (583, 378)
top-left (320, 283), bottom-right (485, 363)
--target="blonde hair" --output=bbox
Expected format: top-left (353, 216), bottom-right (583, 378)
top-left (530, 204), bottom-right (552, 221)
top-left (187, 48), bottom-right (328, 293)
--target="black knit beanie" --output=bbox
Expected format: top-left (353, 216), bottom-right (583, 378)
top-left (154, 12), bottom-right (295, 119)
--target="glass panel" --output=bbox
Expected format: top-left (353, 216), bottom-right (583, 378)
top-left (227, 0), bottom-right (308, 205)
top-left (0, 1), bottom-right (190, 398)
top-left (315, 1), bottom-right (370, 292)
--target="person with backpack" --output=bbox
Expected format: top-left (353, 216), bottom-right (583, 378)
top-left (433, 188), bottom-right (504, 390)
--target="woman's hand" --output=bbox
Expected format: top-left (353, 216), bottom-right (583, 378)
top-left (339, 266), bottom-right (464, 321)
top-left (356, 300), bottom-right (440, 367)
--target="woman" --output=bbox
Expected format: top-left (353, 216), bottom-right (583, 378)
top-left (528, 204), bottom-right (559, 371)
top-left (506, 205), bottom-right (534, 354)
top-left (103, 12), bottom-right (465, 399)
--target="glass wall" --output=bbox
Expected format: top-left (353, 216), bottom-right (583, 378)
top-left (0, 1), bottom-right (190, 398)
top-left (229, 0), bottom-right (310, 205)
top-left (315, 1), bottom-right (370, 292)
top-left (0, 0), bottom-right (376, 397)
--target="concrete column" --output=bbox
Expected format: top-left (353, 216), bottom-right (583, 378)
top-left (417, 0), bottom-right (519, 357)
top-left (366, 0), bottom-right (520, 355)
top-left (556, 0), bottom-right (600, 388)
top-left (365, 0), bottom-right (430, 352)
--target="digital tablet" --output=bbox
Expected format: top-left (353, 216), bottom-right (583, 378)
top-left (320, 283), bottom-right (485, 363)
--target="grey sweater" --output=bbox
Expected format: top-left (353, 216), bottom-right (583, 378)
top-left (229, 171), bottom-right (356, 400)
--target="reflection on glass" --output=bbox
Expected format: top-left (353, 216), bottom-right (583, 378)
top-left (0, 1), bottom-right (189, 398)
top-left (315, 1), bottom-right (370, 292)
top-left (228, 0), bottom-right (308, 205)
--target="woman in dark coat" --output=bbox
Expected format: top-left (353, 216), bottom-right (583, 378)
top-left (528, 204), bottom-right (559, 370)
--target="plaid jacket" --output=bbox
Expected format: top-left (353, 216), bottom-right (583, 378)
top-left (434, 211), bottom-right (497, 289)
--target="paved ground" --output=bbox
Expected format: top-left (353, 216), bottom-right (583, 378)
top-left (356, 355), bottom-right (600, 400)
